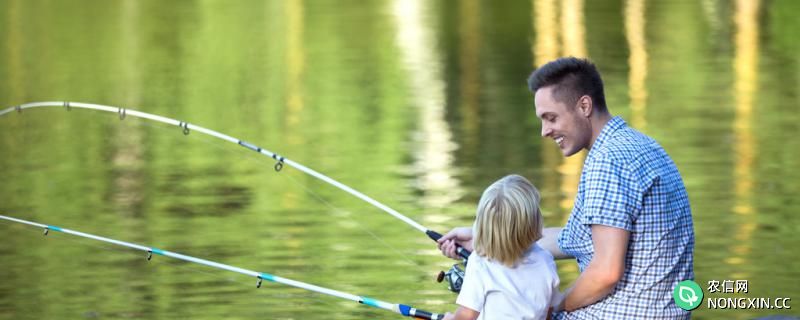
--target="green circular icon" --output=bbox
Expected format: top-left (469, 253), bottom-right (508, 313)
top-left (673, 280), bottom-right (704, 311)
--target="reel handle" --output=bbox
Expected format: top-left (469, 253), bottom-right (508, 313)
top-left (436, 263), bottom-right (465, 293)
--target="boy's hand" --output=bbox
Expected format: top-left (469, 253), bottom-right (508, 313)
top-left (436, 227), bottom-right (473, 260)
top-left (442, 312), bottom-right (454, 320)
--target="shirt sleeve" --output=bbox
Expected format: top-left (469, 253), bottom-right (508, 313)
top-left (550, 288), bottom-right (564, 309)
top-left (581, 156), bottom-right (641, 231)
top-left (548, 259), bottom-right (563, 308)
top-left (456, 253), bottom-right (485, 313)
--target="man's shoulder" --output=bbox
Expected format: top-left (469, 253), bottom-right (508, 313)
top-left (586, 127), bottom-right (678, 190)
top-left (592, 127), bottom-right (666, 164)
top-left (605, 125), bottom-right (655, 150)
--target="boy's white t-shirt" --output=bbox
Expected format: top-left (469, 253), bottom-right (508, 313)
top-left (456, 244), bottom-right (561, 320)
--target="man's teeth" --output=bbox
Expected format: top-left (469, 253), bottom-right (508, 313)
top-left (555, 137), bottom-right (564, 145)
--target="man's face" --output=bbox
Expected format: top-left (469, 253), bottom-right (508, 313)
top-left (534, 86), bottom-right (592, 157)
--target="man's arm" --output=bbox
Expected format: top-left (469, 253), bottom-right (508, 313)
top-left (440, 226), bottom-right (572, 260)
top-left (562, 225), bottom-right (629, 311)
top-left (537, 227), bottom-right (572, 260)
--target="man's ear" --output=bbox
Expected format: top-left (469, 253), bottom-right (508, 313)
top-left (579, 95), bottom-right (593, 117)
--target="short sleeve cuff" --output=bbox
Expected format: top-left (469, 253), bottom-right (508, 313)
top-left (582, 213), bottom-right (633, 231)
top-left (456, 296), bottom-right (483, 314)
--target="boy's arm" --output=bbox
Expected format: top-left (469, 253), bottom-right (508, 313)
top-left (437, 227), bottom-right (474, 260)
top-left (442, 306), bottom-right (480, 320)
top-left (537, 227), bottom-right (572, 260)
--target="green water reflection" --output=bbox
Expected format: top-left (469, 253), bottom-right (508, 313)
top-left (1, 0), bottom-right (799, 319)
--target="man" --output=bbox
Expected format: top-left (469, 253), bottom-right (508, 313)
top-left (439, 57), bottom-right (695, 319)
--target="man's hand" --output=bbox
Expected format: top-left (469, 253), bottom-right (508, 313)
top-left (436, 227), bottom-right (473, 260)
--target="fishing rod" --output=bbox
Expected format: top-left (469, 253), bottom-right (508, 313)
top-left (0, 102), bottom-right (471, 262)
top-left (0, 214), bottom-right (444, 320)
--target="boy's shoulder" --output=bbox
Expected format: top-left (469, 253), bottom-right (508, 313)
top-left (522, 244), bottom-right (555, 263)
top-left (475, 244), bottom-right (557, 274)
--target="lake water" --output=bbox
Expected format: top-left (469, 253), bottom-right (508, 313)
top-left (1, 0), bottom-right (798, 319)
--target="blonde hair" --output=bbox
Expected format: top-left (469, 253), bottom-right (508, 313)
top-left (473, 174), bottom-right (543, 267)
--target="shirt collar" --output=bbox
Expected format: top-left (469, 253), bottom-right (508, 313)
top-left (587, 116), bottom-right (626, 157)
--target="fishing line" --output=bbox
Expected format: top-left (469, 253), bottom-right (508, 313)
top-left (279, 172), bottom-right (428, 270)
top-left (120, 115), bottom-right (426, 272)
top-left (10, 103), bottom-right (432, 271)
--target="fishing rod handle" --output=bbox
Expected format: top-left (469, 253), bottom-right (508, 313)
top-left (413, 309), bottom-right (444, 320)
top-left (426, 230), bottom-right (471, 261)
top-left (397, 304), bottom-right (444, 320)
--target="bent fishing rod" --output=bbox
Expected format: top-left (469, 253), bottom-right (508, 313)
top-left (0, 214), bottom-right (444, 320)
top-left (0, 102), bottom-right (470, 261)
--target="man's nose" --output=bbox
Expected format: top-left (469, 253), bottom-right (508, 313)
top-left (541, 124), bottom-right (551, 137)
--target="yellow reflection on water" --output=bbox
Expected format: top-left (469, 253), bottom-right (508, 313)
top-left (533, 0), bottom-right (559, 67)
top-left (625, 0), bottom-right (648, 130)
top-left (561, 0), bottom-right (586, 58)
top-left (393, 0), bottom-right (463, 211)
top-left (282, 0), bottom-right (305, 210)
top-left (727, 0), bottom-right (759, 274)
top-left (533, 0), bottom-right (562, 222)
top-left (286, 0), bottom-right (305, 131)
top-left (111, 0), bottom-right (145, 215)
top-left (459, 0), bottom-right (481, 145)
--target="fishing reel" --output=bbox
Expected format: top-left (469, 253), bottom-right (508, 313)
top-left (436, 261), bottom-right (465, 293)
top-left (425, 230), bottom-right (471, 293)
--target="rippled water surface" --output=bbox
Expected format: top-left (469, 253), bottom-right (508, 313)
top-left (1, 1), bottom-right (799, 319)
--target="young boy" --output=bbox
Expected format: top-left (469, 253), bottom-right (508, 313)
top-left (443, 175), bottom-right (561, 320)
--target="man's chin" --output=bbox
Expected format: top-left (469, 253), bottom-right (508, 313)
top-left (562, 148), bottom-right (581, 157)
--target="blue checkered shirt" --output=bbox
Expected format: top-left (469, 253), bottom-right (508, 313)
top-left (555, 117), bottom-right (694, 319)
